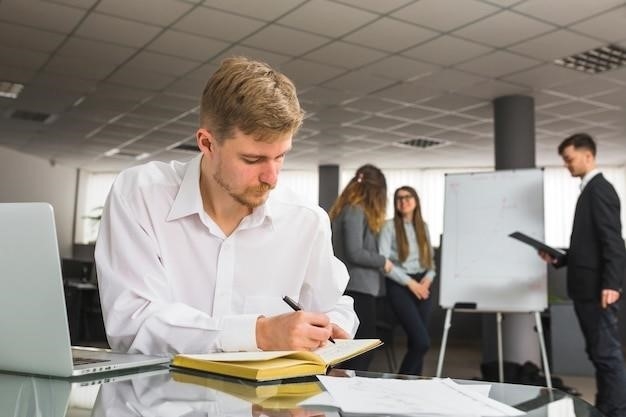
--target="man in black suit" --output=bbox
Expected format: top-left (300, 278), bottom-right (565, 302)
top-left (541, 133), bottom-right (626, 417)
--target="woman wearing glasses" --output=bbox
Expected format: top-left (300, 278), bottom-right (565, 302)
top-left (379, 186), bottom-right (435, 375)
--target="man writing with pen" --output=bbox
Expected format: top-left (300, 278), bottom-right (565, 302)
top-left (95, 57), bottom-right (357, 355)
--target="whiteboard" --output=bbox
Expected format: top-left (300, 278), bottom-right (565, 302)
top-left (439, 169), bottom-right (547, 312)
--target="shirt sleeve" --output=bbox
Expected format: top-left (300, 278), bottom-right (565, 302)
top-left (378, 221), bottom-right (412, 285)
top-left (424, 222), bottom-right (436, 282)
top-left (95, 183), bottom-right (258, 355)
top-left (299, 208), bottom-right (359, 337)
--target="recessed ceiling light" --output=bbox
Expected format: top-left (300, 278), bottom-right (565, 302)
top-left (554, 44), bottom-right (626, 74)
top-left (104, 148), bottom-right (120, 157)
top-left (0, 81), bottom-right (24, 99)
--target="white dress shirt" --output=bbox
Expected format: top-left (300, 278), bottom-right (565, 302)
top-left (95, 154), bottom-right (358, 355)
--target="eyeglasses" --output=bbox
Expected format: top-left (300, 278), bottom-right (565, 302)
top-left (395, 195), bottom-right (414, 202)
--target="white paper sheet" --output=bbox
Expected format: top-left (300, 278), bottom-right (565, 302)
top-left (302, 376), bottom-right (524, 416)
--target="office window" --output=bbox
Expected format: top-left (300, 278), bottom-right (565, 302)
top-left (278, 170), bottom-right (319, 206)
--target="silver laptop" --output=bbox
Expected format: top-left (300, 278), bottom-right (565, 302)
top-left (0, 202), bottom-right (169, 377)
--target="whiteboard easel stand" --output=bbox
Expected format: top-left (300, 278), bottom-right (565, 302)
top-left (435, 308), bottom-right (552, 391)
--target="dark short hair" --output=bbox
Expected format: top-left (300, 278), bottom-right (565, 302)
top-left (558, 133), bottom-right (596, 156)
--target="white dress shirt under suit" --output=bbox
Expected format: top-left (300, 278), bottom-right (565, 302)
top-left (95, 154), bottom-right (358, 355)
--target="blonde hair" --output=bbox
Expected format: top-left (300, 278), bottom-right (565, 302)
top-left (200, 56), bottom-right (304, 142)
top-left (393, 186), bottom-right (432, 268)
top-left (329, 164), bottom-right (387, 233)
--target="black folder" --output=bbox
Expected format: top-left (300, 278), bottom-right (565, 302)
top-left (508, 231), bottom-right (565, 260)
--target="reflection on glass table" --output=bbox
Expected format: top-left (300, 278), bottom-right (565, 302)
top-left (0, 367), bottom-right (601, 417)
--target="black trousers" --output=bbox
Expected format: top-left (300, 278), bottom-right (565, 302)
top-left (386, 272), bottom-right (432, 375)
top-left (343, 290), bottom-right (377, 371)
top-left (574, 301), bottom-right (626, 417)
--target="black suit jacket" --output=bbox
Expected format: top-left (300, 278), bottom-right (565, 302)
top-left (560, 173), bottom-right (626, 301)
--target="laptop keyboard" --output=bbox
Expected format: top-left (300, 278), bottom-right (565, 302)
top-left (73, 356), bottom-right (110, 366)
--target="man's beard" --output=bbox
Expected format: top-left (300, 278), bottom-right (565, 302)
top-left (213, 171), bottom-right (273, 209)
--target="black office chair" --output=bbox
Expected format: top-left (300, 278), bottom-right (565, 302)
top-left (375, 296), bottom-right (398, 372)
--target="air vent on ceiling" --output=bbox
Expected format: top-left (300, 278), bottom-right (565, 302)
top-left (9, 109), bottom-right (55, 123)
top-left (394, 137), bottom-right (448, 149)
top-left (554, 44), bottom-right (626, 74)
top-left (173, 143), bottom-right (200, 153)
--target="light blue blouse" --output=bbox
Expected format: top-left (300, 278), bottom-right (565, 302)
top-left (378, 219), bottom-right (436, 286)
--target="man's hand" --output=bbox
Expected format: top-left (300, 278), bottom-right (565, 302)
top-left (601, 289), bottom-right (621, 308)
top-left (330, 323), bottom-right (350, 340)
top-left (256, 311), bottom-right (333, 351)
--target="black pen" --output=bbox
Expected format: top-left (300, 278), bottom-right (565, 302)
top-left (282, 296), bottom-right (336, 344)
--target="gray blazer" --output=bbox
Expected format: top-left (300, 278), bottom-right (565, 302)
top-left (331, 205), bottom-right (386, 296)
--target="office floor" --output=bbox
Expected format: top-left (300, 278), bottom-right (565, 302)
top-left (367, 334), bottom-right (597, 407)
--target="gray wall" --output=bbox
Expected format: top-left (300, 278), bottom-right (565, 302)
top-left (0, 146), bottom-right (77, 257)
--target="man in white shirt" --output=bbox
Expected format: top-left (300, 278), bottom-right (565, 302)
top-left (95, 56), bottom-right (358, 355)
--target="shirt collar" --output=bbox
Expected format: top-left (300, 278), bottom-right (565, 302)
top-left (167, 154), bottom-right (204, 221)
top-left (580, 169), bottom-right (600, 191)
top-left (166, 153), bottom-right (274, 231)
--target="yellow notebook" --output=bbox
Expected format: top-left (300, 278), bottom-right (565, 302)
top-left (171, 338), bottom-right (382, 382)
top-left (171, 371), bottom-right (323, 409)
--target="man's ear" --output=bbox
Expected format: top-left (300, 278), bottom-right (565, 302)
top-left (196, 129), bottom-right (214, 155)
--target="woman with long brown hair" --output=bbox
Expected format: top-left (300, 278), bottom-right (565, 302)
top-left (329, 164), bottom-right (392, 371)
top-left (379, 186), bottom-right (435, 375)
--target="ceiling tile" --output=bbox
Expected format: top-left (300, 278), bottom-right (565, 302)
top-left (76, 12), bottom-right (162, 47)
top-left (546, 76), bottom-right (622, 98)
top-left (333, 0), bottom-right (413, 14)
top-left (392, 0), bottom-right (500, 32)
top-left (457, 50), bottom-right (541, 78)
top-left (412, 69), bottom-right (486, 92)
top-left (173, 7), bottom-right (266, 42)
top-left (510, 30), bottom-right (602, 62)
top-left (108, 66), bottom-right (176, 90)
top-left (322, 70), bottom-right (395, 93)
top-left (303, 41), bottom-right (387, 69)
top-left (0, 45), bottom-right (49, 71)
top-left (298, 86), bottom-right (358, 107)
top-left (0, 22), bottom-right (66, 53)
top-left (418, 93), bottom-right (484, 111)
top-left (95, 0), bottom-right (194, 26)
top-left (403, 35), bottom-right (492, 66)
top-left (457, 79), bottom-right (529, 100)
top-left (278, 0), bottom-right (377, 37)
top-left (348, 115), bottom-right (405, 130)
top-left (0, 64), bottom-right (36, 83)
top-left (212, 46), bottom-right (293, 67)
top-left (126, 51), bottom-right (200, 76)
top-left (57, 37), bottom-right (135, 65)
top-left (503, 64), bottom-right (588, 89)
top-left (570, 9), bottom-right (626, 42)
top-left (453, 10), bottom-right (554, 47)
top-left (361, 56), bottom-right (437, 81)
top-left (200, 0), bottom-right (306, 21)
top-left (148, 30), bottom-right (230, 61)
top-left (45, 55), bottom-right (120, 80)
top-left (243, 25), bottom-right (329, 56)
top-left (541, 100), bottom-right (608, 116)
top-left (373, 81), bottom-right (442, 103)
top-left (344, 97), bottom-right (402, 113)
top-left (589, 89), bottom-right (626, 108)
top-left (513, 0), bottom-right (624, 26)
top-left (599, 67), bottom-right (626, 85)
top-left (382, 106), bottom-right (442, 121)
top-left (279, 59), bottom-right (345, 88)
top-left (343, 17), bottom-right (437, 52)
top-left (0, 0), bottom-right (86, 33)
